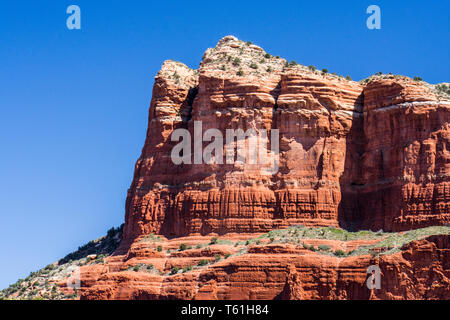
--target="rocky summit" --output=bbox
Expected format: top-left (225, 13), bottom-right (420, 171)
top-left (3, 36), bottom-right (450, 300)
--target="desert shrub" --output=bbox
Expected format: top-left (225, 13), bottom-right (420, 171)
top-left (133, 265), bottom-right (140, 272)
top-left (210, 237), bottom-right (218, 245)
top-left (334, 249), bottom-right (346, 257)
top-left (173, 72), bottom-right (180, 83)
top-left (308, 65), bottom-right (316, 71)
top-left (157, 245), bottom-right (162, 252)
top-left (264, 53), bottom-right (271, 58)
top-left (214, 254), bottom-right (221, 262)
top-left (236, 70), bottom-right (244, 76)
top-left (179, 243), bottom-right (188, 251)
top-left (233, 57), bottom-right (241, 66)
top-left (182, 266), bottom-right (192, 273)
top-left (346, 75), bottom-right (352, 81)
top-left (224, 253), bottom-right (231, 259)
top-left (246, 41), bottom-right (252, 45)
top-left (266, 67), bottom-right (272, 72)
top-left (107, 227), bottom-right (116, 237)
top-left (170, 267), bottom-right (180, 275)
top-left (322, 68), bottom-right (328, 74)
top-left (413, 76), bottom-right (423, 81)
top-left (437, 84), bottom-right (450, 95)
top-left (318, 244), bottom-right (331, 251)
top-left (197, 259), bottom-right (209, 266)
top-left (250, 63), bottom-right (258, 69)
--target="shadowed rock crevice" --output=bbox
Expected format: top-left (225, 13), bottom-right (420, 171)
top-left (180, 85), bottom-right (198, 122)
top-left (338, 91), bottom-right (365, 231)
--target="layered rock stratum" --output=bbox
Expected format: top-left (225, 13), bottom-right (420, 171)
top-left (2, 36), bottom-right (449, 300)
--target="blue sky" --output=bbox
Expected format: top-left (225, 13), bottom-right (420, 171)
top-left (0, 0), bottom-right (449, 289)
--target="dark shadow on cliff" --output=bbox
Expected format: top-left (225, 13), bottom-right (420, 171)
top-left (337, 93), bottom-right (365, 231)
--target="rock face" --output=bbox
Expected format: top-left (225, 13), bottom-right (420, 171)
top-left (124, 35), bottom-right (450, 241)
top-left (80, 36), bottom-right (450, 300)
top-left (351, 79), bottom-right (450, 231)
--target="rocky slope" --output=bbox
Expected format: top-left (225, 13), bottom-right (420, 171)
top-left (80, 226), bottom-right (450, 300)
top-left (0, 225), bottom-right (123, 300)
top-left (3, 36), bottom-right (449, 300)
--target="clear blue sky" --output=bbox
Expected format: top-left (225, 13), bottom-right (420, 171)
top-left (0, 0), bottom-right (449, 289)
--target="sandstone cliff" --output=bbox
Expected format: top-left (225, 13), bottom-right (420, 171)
top-left (124, 35), bottom-right (450, 242)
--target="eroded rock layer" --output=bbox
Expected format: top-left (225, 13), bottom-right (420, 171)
top-left (78, 233), bottom-right (450, 300)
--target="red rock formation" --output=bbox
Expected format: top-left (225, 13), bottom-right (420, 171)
top-left (78, 234), bottom-right (450, 300)
top-left (80, 36), bottom-right (450, 300)
top-left (124, 36), bottom-right (449, 241)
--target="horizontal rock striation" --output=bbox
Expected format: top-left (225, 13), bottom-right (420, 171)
top-left (79, 233), bottom-right (450, 300)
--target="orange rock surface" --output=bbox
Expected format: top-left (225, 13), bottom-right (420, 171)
top-left (351, 79), bottom-right (450, 231)
top-left (80, 36), bottom-right (450, 300)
